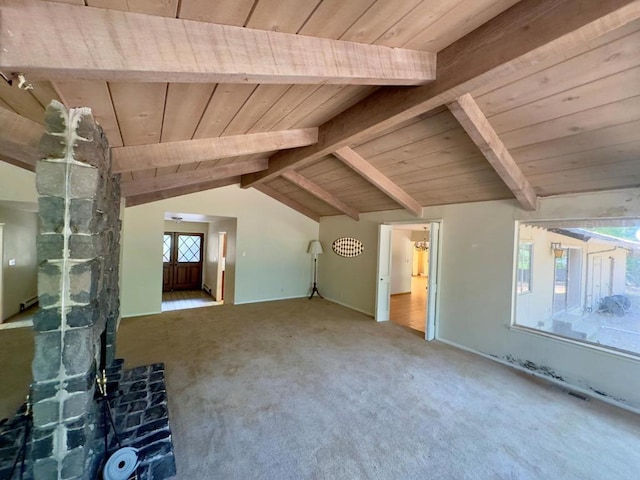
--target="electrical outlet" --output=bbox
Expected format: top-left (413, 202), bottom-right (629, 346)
top-left (8, 258), bottom-right (16, 266)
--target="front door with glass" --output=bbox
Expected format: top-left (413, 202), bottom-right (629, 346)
top-left (163, 232), bottom-right (204, 291)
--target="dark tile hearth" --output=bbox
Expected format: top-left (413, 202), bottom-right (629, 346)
top-left (106, 361), bottom-right (176, 480)
top-left (0, 361), bottom-right (176, 480)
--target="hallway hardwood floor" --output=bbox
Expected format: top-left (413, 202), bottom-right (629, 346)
top-left (390, 276), bottom-right (427, 332)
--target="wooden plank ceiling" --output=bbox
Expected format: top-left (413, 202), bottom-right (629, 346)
top-left (0, 0), bottom-right (639, 219)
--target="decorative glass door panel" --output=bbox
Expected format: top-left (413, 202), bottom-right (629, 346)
top-left (163, 232), bottom-right (203, 291)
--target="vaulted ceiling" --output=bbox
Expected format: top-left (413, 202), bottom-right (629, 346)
top-left (1, 0), bottom-right (639, 220)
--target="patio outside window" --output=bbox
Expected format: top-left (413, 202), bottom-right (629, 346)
top-left (514, 220), bottom-right (640, 356)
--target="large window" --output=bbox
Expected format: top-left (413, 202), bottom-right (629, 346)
top-left (514, 220), bottom-right (640, 356)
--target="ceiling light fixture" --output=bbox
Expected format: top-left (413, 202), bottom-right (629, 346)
top-left (415, 226), bottom-right (429, 252)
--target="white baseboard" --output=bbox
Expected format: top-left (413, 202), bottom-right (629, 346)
top-left (121, 310), bottom-right (162, 319)
top-left (233, 294), bottom-right (307, 306)
top-left (436, 337), bottom-right (640, 415)
top-left (323, 296), bottom-right (374, 318)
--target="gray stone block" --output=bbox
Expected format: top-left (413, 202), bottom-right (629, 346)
top-left (33, 331), bottom-right (62, 382)
top-left (66, 304), bottom-right (99, 328)
top-left (36, 161), bottom-right (66, 197)
top-left (31, 429), bottom-right (54, 460)
top-left (68, 235), bottom-right (97, 259)
top-left (44, 102), bottom-right (67, 134)
top-left (39, 196), bottom-right (65, 233)
top-left (64, 370), bottom-right (95, 393)
top-left (38, 262), bottom-right (62, 308)
top-left (60, 447), bottom-right (84, 479)
top-left (66, 427), bottom-right (85, 450)
top-left (40, 132), bottom-right (67, 159)
top-left (63, 392), bottom-right (90, 421)
top-left (32, 400), bottom-right (60, 428)
top-left (69, 199), bottom-right (95, 234)
top-left (69, 260), bottom-right (101, 304)
top-left (68, 164), bottom-right (98, 199)
top-left (31, 381), bottom-right (58, 403)
top-left (73, 134), bottom-right (108, 169)
top-left (37, 234), bottom-right (64, 261)
top-left (74, 113), bottom-right (98, 142)
top-left (33, 307), bottom-right (61, 332)
top-left (33, 457), bottom-right (59, 480)
top-left (62, 327), bottom-right (93, 376)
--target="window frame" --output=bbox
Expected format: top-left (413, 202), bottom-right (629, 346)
top-left (516, 241), bottom-right (533, 295)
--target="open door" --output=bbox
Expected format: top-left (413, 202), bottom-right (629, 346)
top-left (375, 224), bottom-right (393, 322)
top-left (425, 222), bottom-right (440, 341)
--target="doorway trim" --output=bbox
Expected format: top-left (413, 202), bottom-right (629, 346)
top-left (375, 220), bottom-right (442, 341)
top-left (216, 231), bottom-right (226, 302)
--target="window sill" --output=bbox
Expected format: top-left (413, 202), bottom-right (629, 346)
top-left (508, 324), bottom-right (640, 362)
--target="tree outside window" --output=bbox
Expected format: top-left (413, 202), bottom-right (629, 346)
top-left (517, 242), bottom-right (533, 294)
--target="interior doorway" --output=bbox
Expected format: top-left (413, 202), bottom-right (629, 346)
top-left (376, 222), bottom-right (441, 340)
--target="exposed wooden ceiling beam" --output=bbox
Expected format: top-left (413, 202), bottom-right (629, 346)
top-left (121, 158), bottom-right (268, 197)
top-left (0, 0), bottom-right (435, 85)
top-left (241, 0), bottom-right (640, 188)
top-left (125, 177), bottom-right (241, 208)
top-left (0, 107), bottom-right (44, 171)
top-left (333, 146), bottom-right (423, 217)
top-left (112, 128), bottom-right (317, 173)
top-left (281, 170), bottom-right (359, 221)
top-left (253, 184), bottom-right (320, 222)
top-left (447, 94), bottom-right (537, 211)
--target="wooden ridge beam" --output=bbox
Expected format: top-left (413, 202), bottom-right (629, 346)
top-left (447, 94), bottom-right (537, 211)
top-left (121, 158), bottom-right (267, 197)
top-left (125, 177), bottom-right (241, 207)
top-left (333, 146), bottom-right (423, 217)
top-left (112, 128), bottom-right (318, 173)
top-left (242, 0), bottom-right (640, 187)
top-left (253, 184), bottom-right (321, 222)
top-left (282, 170), bottom-right (359, 221)
top-left (0, 107), bottom-right (45, 171)
top-left (0, 0), bottom-right (435, 85)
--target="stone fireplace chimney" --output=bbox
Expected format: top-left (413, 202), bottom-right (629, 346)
top-left (31, 101), bottom-right (121, 478)
top-left (0, 102), bottom-right (176, 480)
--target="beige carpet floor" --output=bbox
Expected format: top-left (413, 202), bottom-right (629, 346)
top-left (2, 298), bottom-right (640, 479)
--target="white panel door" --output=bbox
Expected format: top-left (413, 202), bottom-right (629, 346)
top-left (375, 224), bottom-right (393, 322)
top-left (426, 222), bottom-right (440, 341)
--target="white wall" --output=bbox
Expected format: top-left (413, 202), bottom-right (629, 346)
top-left (0, 163), bottom-right (37, 204)
top-left (0, 164), bottom-right (39, 321)
top-left (0, 206), bottom-right (38, 321)
top-left (121, 185), bottom-right (318, 317)
top-left (319, 188), bottom-right (640, 410)
top-left (390, 229), bottom-right (412, 294)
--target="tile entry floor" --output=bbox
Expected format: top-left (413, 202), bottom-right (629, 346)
top-left (162, 289), bottom-right (221, 312)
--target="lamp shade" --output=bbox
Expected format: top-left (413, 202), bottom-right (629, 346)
top-left (307, 240), bottom-right (324, 255)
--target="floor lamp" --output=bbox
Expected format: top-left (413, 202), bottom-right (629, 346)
top-left (308, 240), bottom-right (323, 299)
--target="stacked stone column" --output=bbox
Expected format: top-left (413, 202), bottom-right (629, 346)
top-left (31, 101), bottom-right (121, 479)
